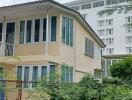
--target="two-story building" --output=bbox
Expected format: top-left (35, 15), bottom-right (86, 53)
top-left (0, 0), bottom-right (105, 89)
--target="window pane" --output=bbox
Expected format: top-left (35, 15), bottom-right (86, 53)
top-left (61, 65), bottom-right (66, 83)
top-left (19, 21), bottom-right (25, 44)
top-left (41, 66), bottom-right (47, 78)
top-left (66, 66), bottom-right (69, 82)
top-left (0, 23), bottom-right (3, 42)
top-left (43, 18), bottom-right (47, 41)
top-left (51, 16), bottom-right (57, 41)
top-left (69, 67), bottom-right (73, 82)
top-left (32, 66), bottom-right (38, 87)
top-left (26, 20), bottom-right (32, 43)
top-left (34, 19), bottom-right (40, 42)
top-left (50, 65), bottom-right (55, 81)
top-left (70, 19), bottom-right (73, 46)
top-left (24, 67), bottom-right (29, 88)
top-left (62, 17), bottom-right (66, 43)
top-left (66, 18), bottom-right (70, 45)
top-left (17, 66), bottom-right (22, 80)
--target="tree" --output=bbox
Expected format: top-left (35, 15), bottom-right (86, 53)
top-left (110, 57), bottom-right (132, 83)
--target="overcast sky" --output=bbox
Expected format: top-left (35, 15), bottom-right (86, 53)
top-left (0, 0), bottom-right (75, 7)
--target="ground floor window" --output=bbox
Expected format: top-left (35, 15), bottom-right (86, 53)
top-left (61, 65), bottom-right (73, 83)
top-left (17, 64), bottom-right (56, 88)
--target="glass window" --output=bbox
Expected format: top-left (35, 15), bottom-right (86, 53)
top-left (93, 1), bottom-right (104, 8)
top-left (51, 16), bottom-right (57, 41)
top-left (81, 4), bottom-right (91, 10)
top-left (43, 18), bottom-right (47, 41)
top-left (61, 65), bottom-right (66, 83)
top-left (62, 17), bottom-right (73, 46)
top-left (34, 19), bottom-right (40, 42)
top-left (0, 23), bottom-right (3, 42)
top-left (17, 66), bottom-right (22, 80)
top-left (26, 20), bottom-right (32, 43)
top-left (24, 66), bottom-right (29, 88)
top-left (41, 66), bottom-right (47, 78)
top-left (32, 66), bottom-right (38, 87)
top-left (19, 21), bottom-right (25, 44)
top-left (50, 65), bottom-right (55, 81)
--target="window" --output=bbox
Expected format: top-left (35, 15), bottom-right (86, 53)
top-left (82, 14), bottom-right (87, 20)
top-left (19, 21), bottom-right (25, 44)
top-left (50, 65), bottom-right (56, 81)
top-left (127, 47), bottom-right (132, 53)
top-left (24, 67), bottom-right (29, 88)
top-left (101, 48), bottom-right (105, 55)
top-left (61, 65), bottom-right (73, 83)
top-left (71, 6), bottom-right (80, 11)
top-left (0, 23), bottom-right (3, 42)
top-left (94, 69), bottom-right (102, 79)
top-left (106, 19), bottom-right (113, 26)
top-left (32, 66), bottom-right (38, 87)
top-left (106, 48), bottom-right (114, 54)
top-left (106, 38), bottom-right (114, 45)
top-left (51, 16), bottom-right (57, 41)
top-left (106, 29), bottom-right (113, 35)
top-left (41, 66), bottom-right (47, 78)
top-left (119, 0), bottom-right (126, 3)
top-left (126, 16), bottom-right (132, 23)
top-left (97, 30), bottom-right (105, 36)
top-left (126, 36), bottom-right (132, 43)
top-left (81, 4), bottom-right (91, 10)
top-left (93, 1), bottom-right (104, 8)
top-left (34, 19), bottom-right (40, 42)
top-left (106, 0), bottom-right (118, 5)
top-left (43, 18), bottom-right (47, 41)
top-left (17, 66), bottom-right (22, 80)
top-left (26, 20), bottom-right (32, 43)
top-left (85, 38), bottom-right (94, 58)
top-left (62, 17), bottom-right (73, 46)
top-left (126, 25), bottom-right (132, 33)
top-left (98, 20), bottom-right (105, 27)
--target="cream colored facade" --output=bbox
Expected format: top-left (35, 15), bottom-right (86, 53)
top-left (0, 0), bottom-right (105, 85)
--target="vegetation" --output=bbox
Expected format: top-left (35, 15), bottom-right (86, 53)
top-left (30, 57), bottom-right (132, 100)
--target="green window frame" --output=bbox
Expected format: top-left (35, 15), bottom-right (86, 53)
top-left (51, 16), bottom-right (57, 41)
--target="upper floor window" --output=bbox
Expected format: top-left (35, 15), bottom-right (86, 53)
top-left (98, 30), bottom-right (105, 36)
top-left (98, 20), bottom-right (105, 27)
top-left (106, 48), bottom-right (114, 54)
top-left (126, 16), bottom-right (132, 23)
top-left (0, 23), bottom-right (3, 42)
top-left (126, 25), bottom-right (132, 33)
top-left (93, 1), bottom-right (104, 8)
top-left (106, 0), bottom-right (118, 5)
top-left (51, 16), bottom-right (57, 41)
top-left (34, 19), bottom-right (40, 42)
top-left (26, 20), bottom-right (32, 43)
top-left (106, 19), bottom-right (113, 26)
top-left (106, 38), bottom-right (114, 45)
top-left (71, 6), bottom-right (80, 11)
top-left (127, 47), bottom-right (132, 53)
top-left (19, 21), bottom-right (25, 44)
top-left (62, 17), bottom-right (73, 47)
top-left (85, 38), bottom-right (94, 58)
top-left (106, 29), bottom-right (113, 35)
top-left (81, 3), bottom-right (92, 10)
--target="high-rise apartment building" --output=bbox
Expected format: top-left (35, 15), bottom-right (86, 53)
top-left (65, 0), bottom-right (132, 77)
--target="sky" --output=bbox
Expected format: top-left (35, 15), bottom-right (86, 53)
top-left (0, 0), bottom-right (75, 7)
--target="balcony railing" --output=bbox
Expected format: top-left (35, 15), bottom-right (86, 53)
top-left (0, 42), bottom-right (14, 57)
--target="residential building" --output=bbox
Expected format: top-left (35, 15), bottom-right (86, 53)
top-left (64, 0), bottom-right (132, 77)
top-left (0, 0), bottom-right (105, 99)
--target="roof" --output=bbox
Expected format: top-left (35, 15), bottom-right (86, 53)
top-left (0, 0), bottom-right (106, 48)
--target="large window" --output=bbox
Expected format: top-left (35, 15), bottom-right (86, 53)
top-left (26, 20), bottom-right (32, 43)
top-left (85, 38), bottom-right (94, 58)
top-left (34, 19), bottom-right (40, 42)
top-left (51, 16), bottom-right (57, 41)
top-left (0, 23), bottom-right (3, 42)
top-left (24, 66), bottom-right (29, 88)
top-left (32, 66), bottom-right (38, 87)
top-left (81, 4), bottom-right (91, 10)
top-left (61, 65), bottom-right (73, 83)
top-left (43, 18), bottom-right (47, 41)
top-left (41, 66), bottom-right (47, 78)
top-left (17, 66), bottom-right (22, 80)
top-left (93, 1), bottom-right (104, 8)
top-left (19, 21), bottom-right (25, 44)
top-left (62, 17), bottom-right (73, 46)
